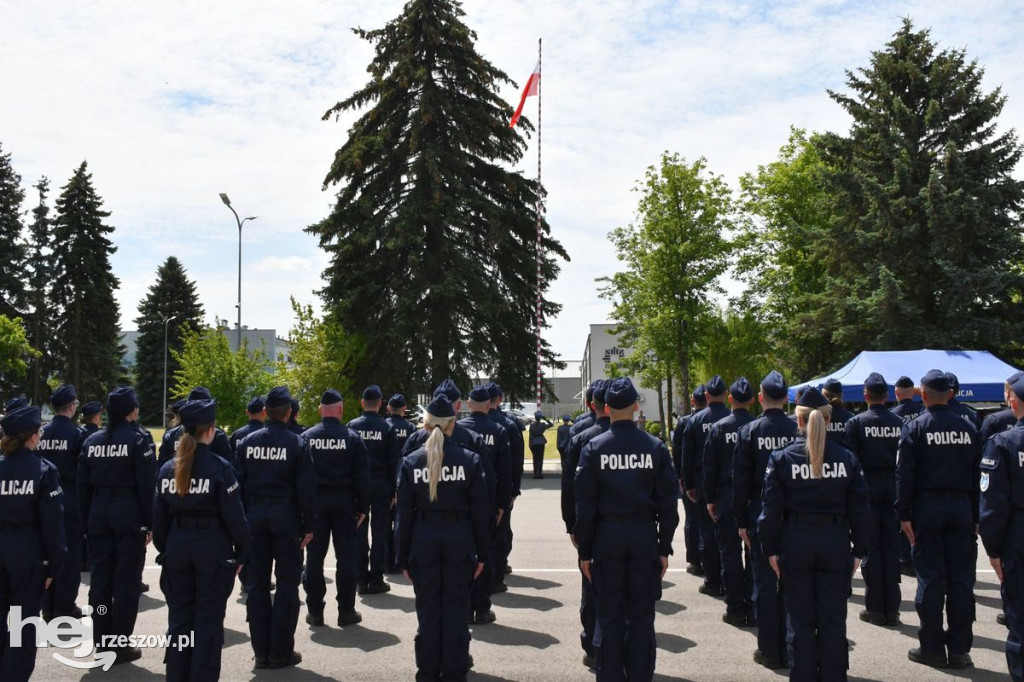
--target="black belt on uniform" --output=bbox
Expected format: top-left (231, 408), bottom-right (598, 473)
top-left (0, 521), bottom-right (38, 531)
top-left (787, 511), bottom-right (846, 526)
top-left (417, 510), bottom-right (466, 524)
top-left (915, 490), bottom-right (969, 500)
top-left (596, 513), bottom-right (654, 523)
top-left (175, 516), bottom-right (220, 529)
top-left (94, 487), bottom-right (134, 497)
top-left (249, 495), bottom-right (290, 505)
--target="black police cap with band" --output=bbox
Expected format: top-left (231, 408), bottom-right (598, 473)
top-left (247, 396), bottom-right (266, 413)
top-left (188, 386), bottom-right (213, 400)
top-left (921, 370), bottom-right (950, 393)
top-left (0, 405), bottom-right (41, 436)
top-left (266, 386), bottom-right (292, 408)
top-left (427, 394), bottom-right (455, 419)
top-left (4, 397), bottom-right (28, 413)
top-left (388, 393), bottom-right (406, 408)
top-left (179, 399), bottom-right (217, 427)
top-left (864, 372), bottom-right (887, 393)
top-left (590, 379), bottom-right (608, 404)
top-left (433, 379), bottom-right (461, 402)
top-left (823, 378), bottom-right (843, 395)
top-left (107, 386), bottom-right (139, 417)
top-left (796, 386), bottom-right (829, 409)
top-left (705, 375), bottom-right (726, 397)
top-left (730, 377), bottom-right (753, 403)
top-left (760, 370), bottom-right (787, 400)
top-left (605, 377), bottom-right (639, 410)
top-left (50, 384), bottom-right (77, 408)
top-left (321, 389), bottom-right (343, 405)
top-left (362, 385), bottom-right (383, 401)
top-left (894, 376), bottom-right (914, 389)
top-left (468, 386), bottom-right (491, 403)
top-left (81, 401), bottom-right (103, 417)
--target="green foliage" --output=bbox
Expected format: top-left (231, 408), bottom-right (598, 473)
top-left (0, 315), bottom-right (39, 383)
top-left (133, 257), bottom-right (206, 425)
top-left (22, 178), bottom-right (57, 404)
top-left (50, 162), bottom-right (124, 399)
top-left (308, 0), bottom-right (567, 403)
top-left (0, 143), bottom-right (27, 321)
top-left (171, 326), bottom-right (276, 431)
top-left (275, 298), bottom-right (368, 423)
top-left (692, 306), bottom-right (774, 394)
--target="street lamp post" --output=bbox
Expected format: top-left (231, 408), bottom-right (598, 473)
top-left (219, 193), bottom-right (257, 351)
top-left (163, 314), bottom-right (178, 428)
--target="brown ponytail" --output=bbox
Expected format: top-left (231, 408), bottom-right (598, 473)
top-left (1, 426), bottom-right (41, 455)
top-left (174, 423), bottom-right (213, 497)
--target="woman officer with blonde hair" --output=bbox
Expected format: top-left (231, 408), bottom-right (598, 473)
top-left (395, 394), bottom-right (489, 682)
top-left (757, 387), bottom-right (871, 682)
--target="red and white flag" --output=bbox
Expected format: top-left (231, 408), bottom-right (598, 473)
top-left (509, 61), bottom-right (540, 128)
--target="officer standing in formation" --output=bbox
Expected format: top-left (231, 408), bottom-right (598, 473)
top-left (528, 411), bottom-right (553, 479)
top-left (36, 384), bottom-right (85, 620)
top-left (556, 415), bottom-right (572, 463)
top-left (573, 377), bottom-right (680, 681)
top-left (301, 389), bottom-right (370, 627)
top-left (897, 369), bottom-right (981, 669)
top-left (758, 386), bottom-right (870, 682)
top-left (385, 394), bottom-right (415, 575)
top-left (233, 386), bottom-right (316, 669)
top-left (0, 405), bottom-right (66, 682)
top-left (570, 385), bottom-right (596, 437)
top-left (980, 374), bottom-right (1024, 681)
top-left (395, 394), bottom-right (489, 682)
top-left (948, 373), bottom-right (981, 428)
top-left (981, 372), bottom-right (1023, 442)
top-left (673, 384), bottom-right (707, 577)
top-left (153, 398), bottom-right (251, 681)
top-left (158, 387), bottom-right (232, 466)
top-left (230, 396), bottom-right (266, 451)
top-left (821, 378), bottom-right (854, 446)
top-left (487, 382), bottom-right (525, 589)
top-left (81, 400), bottom-right (103, 434)
top-left (889, 375), bottom-right (922, 576)
top-left (702, 377), bottom-right (755, 626)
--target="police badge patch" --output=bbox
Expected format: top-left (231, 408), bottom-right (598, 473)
top-left (980, 472), bottom-right (990, 492)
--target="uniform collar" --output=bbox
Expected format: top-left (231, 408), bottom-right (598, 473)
top-left (928, 404), bottom-right (950, 412)
top-left (322, 417), bottom-right (341, 425)
top-left (609, 420), bottom-right (637, 432)
top-left (763, 408), bottom-right (786, 417)
top-left (596, 416), bottom-right (611, 425)
top-left (899, 399), bottom-right (914, 405)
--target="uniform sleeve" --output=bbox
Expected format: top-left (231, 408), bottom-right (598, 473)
top-left (394, 460), bottom-right (415, 569)
top-left (701, 425), bottom-right (720, 503)
top-left (385, 426), bottom-right (401, 497)
top-left (895, 425), bottom-right (916, 522)
top-left (212, 430), bottom-right (233, 459)
top-left (756, 453), bottom-right (785, 556)
top-left (978, 438), bottom-right (1008, 557)
top-left (153, 479), bottom-right (170, 554)
top-left (495, 427), bottom-right (513, 511)
top-left (845, 418), bottom-right (862, 459)
top-left (295, 440), bottom-right (317, 534)
top-left (509, 422), bottom-right (525, 496)
top-left (561, 433), bottom-right (583, 533)
top-left (399, 430), bottom-right (419, 458)
top-left (845, 456), bottom-right (871, 558)
top-left (134, 432), bottom-right (157, 530)
top-left (38, 465), bottom-right (67, 579)
top-left (468, 456), bottom-right (490, 561)
top-left (158, 431), bottom-right (175, 467)
top-left (655, 443), bottom-right (680, 557)
top-left (77, 445), bottom-right (93, 524)
top-left (970, 429), bottom-right (983, 526)
top-left (573, 442), bottom-right (598, 560)
top-left (682, 418), bottom-right (697, 491)
top-left (218, 464), bottom-right (252, 564)
top-left (353, 436), bottom-right (371, 515)
top-left (732, 425), bottom-right (753, 528)
top-left (671, 419), bottom-right (684, 480)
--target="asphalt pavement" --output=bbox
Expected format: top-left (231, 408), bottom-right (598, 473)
top-left (33, 469), bottom-right (1011, 681)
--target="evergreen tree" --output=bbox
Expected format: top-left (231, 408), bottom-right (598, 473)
top-left (51, 162), bottom-right (123, 399)
top-left (308, 0), bottom-right (567, 402)
top-left (23, 177), bottom-right (56, 404)
top-left (133, 256), bottom-right (205, 425)
top-left (0, 143), bottom-right (27, 320)
top-left (816, 19), bottom-right (1024, 358)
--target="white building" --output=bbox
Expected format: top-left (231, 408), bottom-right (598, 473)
top-left (120, 324), bottom-right (291, 370)
top-left (581, 323), bottom-right (665, 421)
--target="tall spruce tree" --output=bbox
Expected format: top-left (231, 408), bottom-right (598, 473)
top-left (308, 0), bottom-right (567, 402)
top-left (0, 143), bottom-right (27, 321)
top-left (816, 19), bottom-right (1024, 358)
top-left (23, 177), bottom-right (56, 403)
top-left (133, 256), bottom-right (205, 425)
top-left (51, 162), bottom-right (123, 399)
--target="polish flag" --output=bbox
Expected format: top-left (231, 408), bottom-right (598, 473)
top-left (509, 61), bottom-right (540, 128)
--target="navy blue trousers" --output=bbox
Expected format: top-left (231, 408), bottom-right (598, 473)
top-left (87, 496), bottom-right (146, 650)
top-left (45, 492), bottom-right (81, 617)
top-left (862, 474), bottom-right (900, 615)
top-left (304, 494), bottom-right (357, 615)
top-left (493, 503), bottom-right (514, 586)
top-left (780, 521), bottom-right (851, 682)
top-left (470, 514), bottom-right (497, 612)
top-left (245, 506), bottom-right (302, 661)
top-left (409, 519), bottom-right (476, 682)
top-left (911, 496), bottom-right (975, 657)
top-left (356, 475), bottom-right (392, 584)
top-left (750, 519), bottom-right (788, 665)
top-left (715, 511), bottom-right (751, 616)
top-left (591, 521), bottom-right (660, 682)
top-left (681, 493), bottom-right (701, 566)
top-left (695, 494), bottom-right (721, 588)
top-left (159, 526), bottom-right (236, 682)
top-left (1002, 518), bottom-right (1024, 682)
top-left (0, 531), bottom-right (46, 682)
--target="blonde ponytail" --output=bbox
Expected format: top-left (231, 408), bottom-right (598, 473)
top-left (422, 412), bottom-right (455, 502)
top-left (796, 404), bottom-right (831, 479)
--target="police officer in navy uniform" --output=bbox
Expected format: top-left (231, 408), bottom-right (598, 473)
top-left (758, 386), bottom-right (870, 682)
top-left (703, 377), bottom-right (755, 626)
top-left (487, 382), bottom-right (525, 587)
top-left (78, 386), bottom-right (156, 665)
top-left (154, 398), bottom-right (251, 681)
top-left (890, 375), bottom-right (922, 576)
top-left (574, 377), bottom-right (680, 681)
top-left (158, 388), bottom-right (231, 466)
top-left (528, 412), bottom-right (554, 479)
top-left (981, 372), bottom-right (1023, 443)
top-left (288, 399), bottom-right (305, 435)
top-left (81, 401), bottom-right (103, 434)
top-left (734, 370), bottom-right (798, 669)
top-left (349, 384), bottom-right (399, 594)
top-left (683, 375), bottom-right (730, 596)
top-left (386, 393), bottom-right (416, 573)
top-left (821, 378), bottom-right (854, 447)
top-left (233, 386), bottom-right (316, 669)
top-left (561, 379), bottom-right (611, 669)
top-left (570, 384), bottom-right (597, 438)
top-left (37, 384), bottom-right (85, 620)
top-left (0, 405), bottom-right (66, 682)
top-left (897, 369), bottom-right (981, 669)
top-left (556, 416), bottom-right (572, 463)
top-left (845, 372), bottom-right (904, 626)
top-left (979, 374), bottom-right (1024, 681)
top-left (395, 395), bottom-right (489, 682)
top-left (230, 396), bottom-right (266, 452)
top-left (947, 373), bottom-right (981, 429)
top-left (674, 384), bottom-right (707, 577)
top-left (459, 385), bottom-right (513, 625)
top-left (301, 389), bottom-right (370, 627)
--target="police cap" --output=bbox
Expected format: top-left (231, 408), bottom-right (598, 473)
top-left (362, 385), bottom-right (383, 401)
top-left (730, 377), bottom-right (753, 403)
top-left (81, 401), bottom-right (103, 417)
top-left (0, 405), bottom-right (41, 436)
top-left (291, 398), bottom-right (301, 415)
top-left (388, 393), bottom-right (407, 408)
top-left (894, 376), bottom-right (915, 389)
top-left (426, 394), bottom-right (455, 419)
top-left (864, 372), bottom-right (888, 394)
top-left (265, 386), bottom-right (292, 408)
top-left (432, 379), bottom-right (460, 402)
top-left (4, 397), bottom-right (28, 413)
top-left (921, 370), bottom-right (950, 393)
top-left (247, 396), bottom-right (266, 413)
top-left (760, 371), bottom-right (787, 400)
top-left (562, 415), bottom-right (571, 423)
top-left (188, 386), bottom-right (213, 400)
top-left (797, 386), bottom-right (829, 409)
top-left (692, 384), bottom-right (706, 401)
top-left (590, 379), bottom-right (608, 405)
top-left (320, 389), bottom-right (343, 405)
top-left (486, 383), bottom-right (501, 400)
top-left (605, 377), bottom-right (639, 410)
top-left (107, 387), bottom-right (139, 417)
top-left (823, 378), bottom-right (843, 395)
top-left (170, 399), bottom-right (185, 415)
top-left (50, 384), bottom-right (77, 408)
top-left (468, 386), bottom-right (491, 403)
top-left (705, 375), bottom-right (726, 397)
top-left (1012, 376), bottom-right (1024, 402)
top-left (491, 383), bottom-right (504, 398)
top-left (946, 372), bottom-right (960, 392)
top-left (585, 386), bottom-right (594, 402)
top-left (1007, 372), bottom-right (1024, 386)
top-left (179, 399), bottom-right (216, 427)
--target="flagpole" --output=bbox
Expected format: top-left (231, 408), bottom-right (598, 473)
top-left (535, 37), bottom-right (544, 412)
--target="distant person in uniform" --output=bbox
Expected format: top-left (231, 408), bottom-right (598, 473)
top-left (81, 401), bottom-right (103, 435)
top-left (758, 386), bottom-right (870, 682)
top-left (574, 377), bottom-right (680, 681)
top-left (821, 378), bottom-right (854, 447)
top-left (287, 399), bottom-right (305, 435)
top-left (674, 384), bottom-right (707, 577)
top-left (980, 373), bottom-right (1023, 443)
top-left (487, 383), bottom-right (525, 587)
top-left (528, 412), bottom-right (553, 479)
top-left (946, 373), bottom-right (981, 429)
top-left (897, 370), bottom-right (981, 669)
top-left (890, 375), bottom-right (922, 577)
top-left (154, 398), bottom-right (251, 681)
top-left (230, 396), bottom-right (266, 452)
top-left (556, 416), bottom-right (572, 463)
top-left (386, 393), bottom-right (417, 574)
top-left (395, 395), bottom-right (488, 682)
top-left (0, 405), bottom-right (67, 682)
top-left (159, 388), bottom-right (231, 466)
top-left (570, 384), bottom-right (597, 437)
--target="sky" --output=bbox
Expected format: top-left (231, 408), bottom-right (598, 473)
top-left (3, 0), bottom-right (1023, 362)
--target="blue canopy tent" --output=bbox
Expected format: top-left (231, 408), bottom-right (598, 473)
top-left (787, 349), bottom-right (1022, 403)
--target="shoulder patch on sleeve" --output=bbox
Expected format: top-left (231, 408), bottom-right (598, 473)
top-left (980, 472), bottom-right (990, 492)
top-left (981, 457), bottom-right (999, 470)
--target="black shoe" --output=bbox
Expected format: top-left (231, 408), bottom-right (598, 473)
top-left (907, 647), bottom-right (946, 668)
top-left (753, 649), bottom-right (785, 669)
top-left (947, 653), bottom-right (973, 670)
top-left (361, 581), bottom-right (390, 595)
top-left (698, 583), bottom-right (724, 597)
top-left (112, 647), bottom-right (143, 665)
top-left (998, 612), bottom-right (1008, 627)
top-left (504, 565), bottom-right (512, 575)
top-left (268, 651), bottom-right (302, 669)
top-left (254, 657), bottom-right (269, 670)
top-left (722, 611), bottom-right (747, 626)
top-left (685, 563), bottom-right (704, 577)
top-left (900, 563), bottom-right (916, 577)
top-left (385, 566), bottom-right (401, 575)
top-left (472, 609), bottom-right (496, 624)
top-left (338, 611), bottom-right (363, 626)
top-left (582, 654), bottom-right (597, 670)
top-left (140, 582), bottom-right (150, 593)
top-left (885, 612), bottom-right (901, 626)
top-left (468, 654), bottom-right (474, 669)
top-left (305, 613), bottom-right (324, 627)
top-left (492, 582), bottom-right (508, 593)
top-left (859, 609), bottom-right (886, 626)
top-left (745, 615), bottom-right (758, 627)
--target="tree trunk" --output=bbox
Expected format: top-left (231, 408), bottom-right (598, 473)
top-left (655, 368), bottom-right (666, 440)
top-left (665, 368), bottom-right (673, 440)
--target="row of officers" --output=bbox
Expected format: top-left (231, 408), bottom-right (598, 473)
top-left (0, 378), bottom-right (531, 682)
